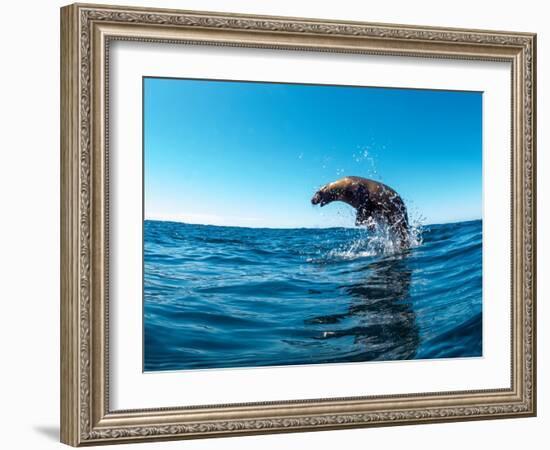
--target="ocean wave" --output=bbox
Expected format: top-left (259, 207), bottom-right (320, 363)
top-left (144, 219), bottom-right (482, 371)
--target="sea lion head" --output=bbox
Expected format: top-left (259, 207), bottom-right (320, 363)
top-left (311, 178), bottom-right (358, 207)
top-left (311, 186), bottom-right (338, 207)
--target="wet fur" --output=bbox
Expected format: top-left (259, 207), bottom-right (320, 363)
top-left (311, 176), bottom-right (410, 248)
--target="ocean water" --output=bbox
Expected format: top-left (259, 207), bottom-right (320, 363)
top-left (144, 219), bottom-right (482, 371)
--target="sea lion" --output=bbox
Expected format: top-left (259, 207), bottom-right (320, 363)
top-left (311, 176), bottom-right (410, 247)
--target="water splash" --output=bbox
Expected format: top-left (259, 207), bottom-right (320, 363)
top-left (405, 202), bottom-right (426, 248)
top-left (334, 224), bottom-right (422, 261)
top-left (308, 213), bottom-right (425, 264)
top-left (310, 143), bottom-right (424, 261)
top-left (352, 146), bottom-right (378, 179)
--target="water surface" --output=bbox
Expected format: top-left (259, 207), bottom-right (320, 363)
top-left (144, 219), bottom-right (482, 371)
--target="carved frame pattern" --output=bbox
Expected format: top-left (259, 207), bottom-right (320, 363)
top-left (60, 3), bottom-right (536, 446)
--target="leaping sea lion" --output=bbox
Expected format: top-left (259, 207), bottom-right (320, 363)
top-left (311, 176), bottom-right (410, 248)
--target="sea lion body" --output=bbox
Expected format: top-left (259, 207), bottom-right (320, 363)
top-left (311, 176), bottom-right (410, 247)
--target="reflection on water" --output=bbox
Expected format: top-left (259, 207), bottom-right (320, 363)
top-left (144, 220), bottom-right (482, 371)
top-left (306, 256), bottom-right (418, 362)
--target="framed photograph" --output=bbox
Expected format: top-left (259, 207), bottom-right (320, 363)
top-left (60, 3), bottom-right (537, 446)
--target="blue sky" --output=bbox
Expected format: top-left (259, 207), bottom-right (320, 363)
top-left (144, 77), bottom-right (482, 228)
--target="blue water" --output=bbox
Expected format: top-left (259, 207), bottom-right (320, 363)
top-left (144, 219), bottom-right (482, 371)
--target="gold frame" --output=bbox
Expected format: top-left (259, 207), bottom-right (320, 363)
top-left (60, 2), bottom-right (537, 446)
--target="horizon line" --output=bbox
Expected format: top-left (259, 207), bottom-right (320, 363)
top-left (143, 216), bottom-right (482, 230)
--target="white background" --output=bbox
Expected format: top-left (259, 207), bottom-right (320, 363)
top-left (110, 42), bottom-right (511, 409)
top-left (0, 0), bottom-right (546, 449)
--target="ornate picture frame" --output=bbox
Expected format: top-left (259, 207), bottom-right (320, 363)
top-left (60, 2), bottom-right (536, 446)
